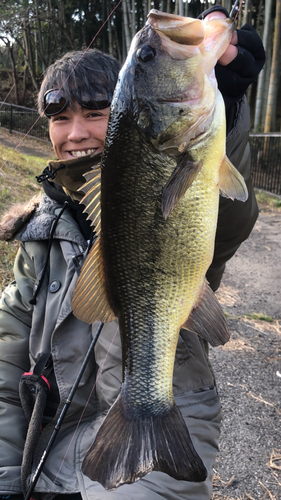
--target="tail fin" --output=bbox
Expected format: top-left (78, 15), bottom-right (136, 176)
top-left (82, 394), bottom-right (207, 490)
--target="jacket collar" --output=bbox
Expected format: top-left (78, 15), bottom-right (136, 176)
top-left (38, 153), bottom-right (102, 202)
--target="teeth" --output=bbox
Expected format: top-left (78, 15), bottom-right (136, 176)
top-left (70, 149), bottom-right (96, 157)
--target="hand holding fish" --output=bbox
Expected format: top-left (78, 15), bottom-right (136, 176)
top-left (200, 5), bottom-right (265, 107)
top-left (204, 10), bottom-right (238, 66)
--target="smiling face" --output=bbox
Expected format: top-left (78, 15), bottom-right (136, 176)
top-left (49, 99), bottom-right (110, 160)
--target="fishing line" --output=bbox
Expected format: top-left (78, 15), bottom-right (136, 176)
top-left (0, 83), bottom-right (15, 110)
top-left (48, 324), bottom-right (120, 493)
top-left (0, 0), bottom-right (123, 172)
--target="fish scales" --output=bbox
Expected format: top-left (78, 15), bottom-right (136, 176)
top-left (102, 141), bottom-right (210, 395)
top-left (72, 10), bottom-right (248, 491)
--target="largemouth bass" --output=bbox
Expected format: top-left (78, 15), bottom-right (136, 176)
top-left (72, 10), bottom-right (248, 491)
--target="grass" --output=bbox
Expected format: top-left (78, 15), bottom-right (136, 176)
top-left (0, 146), bottom-right (45, 213)
top-left (0, 145), bottom-right (45, 290)
top-left (243, 312), bottom-right (274, 323)
top-left (223, 310), bottom-right (274, 323)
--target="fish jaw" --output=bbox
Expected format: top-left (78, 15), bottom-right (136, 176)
top-left (147, 9), bottom-right (234, 76)
top-left (147, 9), bottom-right (205, 46)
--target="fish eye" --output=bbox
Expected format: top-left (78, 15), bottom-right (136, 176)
top-left (136, 45), bottom-right (156, 63)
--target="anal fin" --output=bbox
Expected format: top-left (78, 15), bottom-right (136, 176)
top-left (181, 280), bottom-right (230, 347)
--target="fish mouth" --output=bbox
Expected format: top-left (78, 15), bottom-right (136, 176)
top-left (147, 10), bottom-right (205, 46)
top-left (145, 9), bottom-right (233, 76)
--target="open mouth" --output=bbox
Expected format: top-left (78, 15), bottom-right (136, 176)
top-left (69, 148), bottom-right (98, 158)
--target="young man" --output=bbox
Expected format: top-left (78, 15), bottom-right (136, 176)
top-left (0, 7), bottom-right (265, 500)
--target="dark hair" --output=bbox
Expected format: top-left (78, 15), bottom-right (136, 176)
top-left (38, 49), bottom-right (121, 115)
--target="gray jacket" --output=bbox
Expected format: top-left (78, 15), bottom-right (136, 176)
top-left (0, 96), bottom-right (257, 500)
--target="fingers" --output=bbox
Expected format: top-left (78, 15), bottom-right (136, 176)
top-left (218, 43), bottom-right (238, 66)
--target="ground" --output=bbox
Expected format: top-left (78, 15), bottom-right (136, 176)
top-left (0, 127), bottom-right (53, 158)
top-left (0, 128), bottom-right (280, 499)
top-left (211, 207), bottom-right (281, 500)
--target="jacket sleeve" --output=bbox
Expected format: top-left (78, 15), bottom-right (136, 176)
top-left (0, 244), bottom-right (34, 493)
top-left (206, 95), bottom-right (259, 291)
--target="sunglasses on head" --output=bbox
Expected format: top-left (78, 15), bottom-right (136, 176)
top-left (43, 88), bottom-right (112, 118)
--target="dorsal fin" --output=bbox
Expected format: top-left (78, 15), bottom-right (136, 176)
top-left (162, 155), bottom-right (202, 220)
top-left (219, 156), bottom-right (248, 202)
top-left (72, 237), bottom-right (116, 324)
top-left (79, 165), bottom-right (101, 233)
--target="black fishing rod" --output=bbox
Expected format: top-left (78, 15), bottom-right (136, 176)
top-left (24, 321), bottom-right (104, 500)
top-left (230, 0), bottom-right (244, 19)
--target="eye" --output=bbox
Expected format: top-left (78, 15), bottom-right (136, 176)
top-left (88, 112), bottom-right (102, 118)
top-left (136, 45), bottom-right (156, 63)
top-left (52, 115), bottom-right (68, 122)
top-left (85, 109), bottom-right (109, 119)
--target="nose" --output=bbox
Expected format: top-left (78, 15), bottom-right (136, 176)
top-left (68, 116), bottom-right (91, 142)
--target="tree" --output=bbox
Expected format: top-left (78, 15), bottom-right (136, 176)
top-left (0, 37), bottom-right (19, 104)
top-left (253, 0), bottom-right (272, 132)
top-left (264, 0), bottom-right (281, 132)
top-left (0, 0), bottom-right (274, 123)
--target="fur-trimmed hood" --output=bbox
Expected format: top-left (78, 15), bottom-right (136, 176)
top-left (0, 194), bottom-right (66, 242)
top-left (0, 194), bottom-right (42, 241)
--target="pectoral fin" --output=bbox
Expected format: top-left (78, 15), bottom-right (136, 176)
top-left (162, 156), bottom-right (202, 220)
top-left (72, 238), bottom-right (116, 324)
top-left (219, 156), bottom-right (248, 202)
top-left (181, 280), bottom-right (230, 347)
